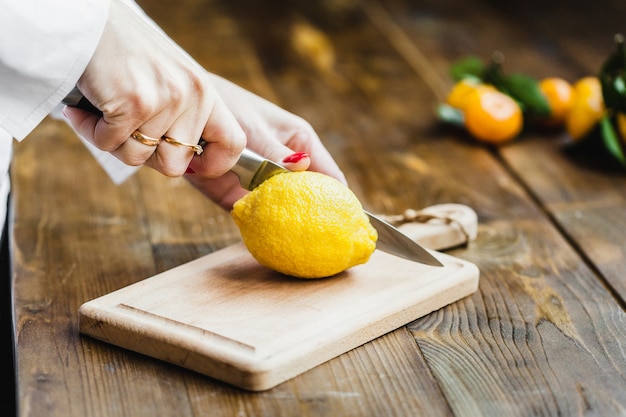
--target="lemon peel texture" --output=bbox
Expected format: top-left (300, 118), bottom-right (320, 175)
top-left (231, 171), bottom-right (378, 279)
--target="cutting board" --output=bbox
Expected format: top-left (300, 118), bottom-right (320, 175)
top-left (79, 205), bottom-right (480, 391)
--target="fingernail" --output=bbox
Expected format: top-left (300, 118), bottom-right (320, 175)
top-left (61, 107), bottom-right (69, 118)
top-left (185, 167), bottom-right (196, 174)
top-left (282, 152), bottom-right (309, 164)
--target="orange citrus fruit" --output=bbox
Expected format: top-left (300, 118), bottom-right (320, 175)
top-left (538, 77), bottom-right (574, 126)
top-left (446, 78), bottom-right (480, 109)
top-left (446, 79), bottom-right (496, 110)
top-left (463, 88), bottom-right (523, 143)
top-left (564, 76), bottom-right (605, 141)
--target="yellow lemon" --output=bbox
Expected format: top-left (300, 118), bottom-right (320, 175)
top-left (231, 171), bottom-right (378, 279)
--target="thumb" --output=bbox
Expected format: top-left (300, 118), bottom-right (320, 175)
top-left (62, 105), bottom-right (106, 149)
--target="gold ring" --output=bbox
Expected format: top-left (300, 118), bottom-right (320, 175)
top-left (162, 136), bottom-right (204, 155)
top-left (131, 130), bottom-right (161, 146)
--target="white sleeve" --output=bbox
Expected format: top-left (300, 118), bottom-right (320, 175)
top-left (0, 0), bottom-right (110, 141)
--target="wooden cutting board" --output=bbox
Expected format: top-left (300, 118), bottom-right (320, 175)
top-left (79, 208), bottom-right (479, 391)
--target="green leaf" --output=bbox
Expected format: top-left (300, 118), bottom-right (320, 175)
top-left (479, 54), bottom-right (550, 117)
top-left (449, 56), bottom-right (485, 82)
top-left (498, 73), bottom-right (551, 117)
top-left (613, 76), bottom-right (626, 95)
top-left (481, 57), bottom-right (507, 89)
top-left (600, 34), bottom-right (626, 112)
top-left (600, 115), bottom-right (626, 166)
top-left (436, 103), bottom-right (465, 127)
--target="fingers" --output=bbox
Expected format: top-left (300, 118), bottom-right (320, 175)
top-left (63, 0), bottom-right (247, 179)
top-left (207, 73), bottom-right (347, 184)
top-left (64, 104), bottom-right (170, 167)
top-left (116, 114), bottom-right (244, 178)
top-left (250, 121), bottom-right (347, 185)
top-left (64, 94), bottom-right (246, 178)
top-left (186, 98), bottom-right (246, 178)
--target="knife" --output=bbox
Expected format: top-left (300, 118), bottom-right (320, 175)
top-left (63, 88), bottom-right (443, 266)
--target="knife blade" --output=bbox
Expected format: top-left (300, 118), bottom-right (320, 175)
top-left (63, 88), bottom-right (442, 266)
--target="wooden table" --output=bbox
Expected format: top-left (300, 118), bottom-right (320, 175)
top-left (10, 0), bottom-right (626, 415)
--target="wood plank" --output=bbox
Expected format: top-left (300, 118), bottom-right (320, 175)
top-left (10, 122), bottom-right (184, 416)
top-left (490, 2), bottom-right (626, 301)
top-left (503, 138), bottom-right (626, 299)
top-left (354, 0), bottom-right (626, 415)
top-left (183, 328), bottom-right (454, 417)
top-left (10, 0), bottom-right (626, 415)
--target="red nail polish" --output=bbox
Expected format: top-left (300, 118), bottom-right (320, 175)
top-left (283, 152), bottom-right (309, 163)
top-left (185, 167), bottom-right (196, 174)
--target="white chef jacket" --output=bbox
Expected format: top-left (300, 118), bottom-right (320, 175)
top-left (0, 0), bottom-right (163, 239)
top-left (0, 0), bottom-right (110, 237)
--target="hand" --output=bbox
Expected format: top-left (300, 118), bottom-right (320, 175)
top-left (63, 0), bottom-right (246, 178)
top-left (184, 75), bottom-right (347, 210)
top-left (63, 0), bottom-right (346, 211)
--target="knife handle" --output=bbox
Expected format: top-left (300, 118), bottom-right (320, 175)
top-left (63, 87), bottom-right (103, 116)
top-left (229, 149), bottom-right (266, 189)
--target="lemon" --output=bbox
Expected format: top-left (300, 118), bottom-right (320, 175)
top-left (231, 171), bottom-right (378, 279)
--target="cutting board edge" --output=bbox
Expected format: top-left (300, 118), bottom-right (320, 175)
top-left (244, 262), bottom-right (480, 390)
top-left (78, 258), bottom-right (480, 391)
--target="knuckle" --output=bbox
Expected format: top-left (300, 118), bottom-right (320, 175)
top-left (290, 121), bottom-right (317, 143)
top-left (159, 162), bottom-right (186, 178)
top-left (123, 154), bottom-right (149, 167)
top-left (96, 141), bottom-right (120, 153)
top-left (93, 134), bottom-right (126, 153)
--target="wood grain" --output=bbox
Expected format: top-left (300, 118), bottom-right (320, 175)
top-left (9, 0), bottom-right (626, 415)
top-left (78, 241), bottom-right (478, 391)
top-left (373, 0), bottom-right (626, 415)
